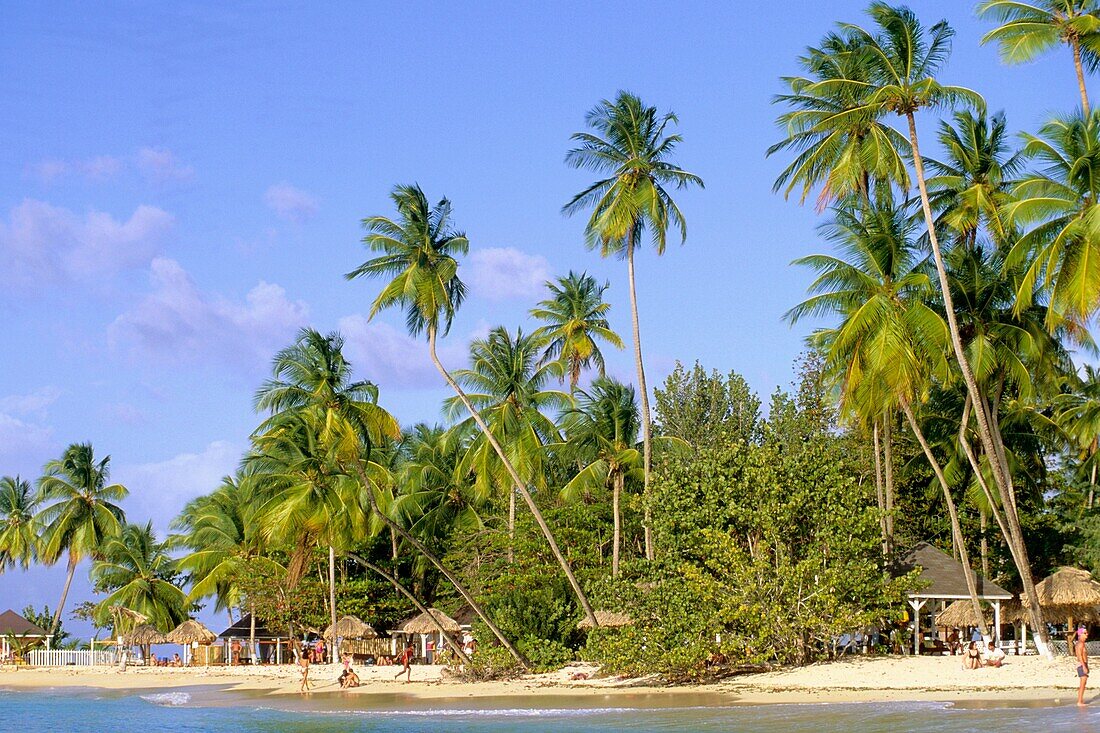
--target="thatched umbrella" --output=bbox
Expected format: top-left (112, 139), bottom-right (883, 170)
top-left (1002, 599), bottom-right (1100, 624)
top-left (166, 619), bottom-right (217, 665)
top-left (324, 615), bottom-right (376, 640)
top-left (577, 610), bottom-right (633, 630)
top-left (936, 600), bottom-right (991, 628)
top-left (403, 609), bottom-right (460, 634)
top-left (128, 624), bottom-right (167, 645)
top-left (1023, 567), bottom-right (1100, 608)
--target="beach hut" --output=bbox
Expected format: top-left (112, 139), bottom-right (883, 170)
top-left (392, 609), bottom-right (460, 661)
top-left (218, 614), bottom-right (289, 665)
top-left (0, 609), bottom-right (51, 663)
top-left (323, 615), bottom-right (376, 640)
top-left (167, 619), bottom-right (217, 666)
top-left (128, 624), bottom-right (166, 664)
top-left (935, 599), bottom-right (991, 628)
top-left (895, 542), bottom-right (1013, 653)
top-left (577, 610), bottom-right (634, 630)
top-left (324, 615), bottom-right (382, 662)
top-left (1009, 567), bottom-right (1100, 651)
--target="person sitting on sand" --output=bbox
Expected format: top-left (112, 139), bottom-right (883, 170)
top-left (983, 642), bottom-right (1005, 668)
top-left (947, 628), bottom-right (961, 655)
top-left (171, 653), bottom-right (182, 667)
top-left (964, 641), bottom-right (982, 670)
top-left (341, 668), bottom-right (360, 688)
top-left (394, 641), bottom-right (415, 683)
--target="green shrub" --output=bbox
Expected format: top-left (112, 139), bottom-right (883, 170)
top-left (517, 635), bottom-right (575, 672)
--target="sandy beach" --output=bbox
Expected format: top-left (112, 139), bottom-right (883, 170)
top-left (0, 655), bottom-right (1090, 707)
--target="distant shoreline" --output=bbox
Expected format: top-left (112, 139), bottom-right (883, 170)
top-left (0, 655), bottom-right (1090, 708)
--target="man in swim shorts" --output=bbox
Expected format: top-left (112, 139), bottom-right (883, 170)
top-left (1077, 626), bottom-right (1090, 706)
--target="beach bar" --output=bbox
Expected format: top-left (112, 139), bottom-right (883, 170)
top-left (0, 609), bottom-right (52, 663)
top-left (896, 543), bottom-right (1012, 654)
top-left (218, 613), bottom-right (290, 664)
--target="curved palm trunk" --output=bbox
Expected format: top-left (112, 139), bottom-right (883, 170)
top-left (883, 414), bottom-right (896, 554)
top-left (345, 552), bottom-right (469, 666)
top-left (625, 234), bottom-right (656, 562)
top-left (328, 546), bottom-right (338, 664)
top-left (901, 400), bottom-right (986, 635)
top-left (612, 471), bottom-right (623, 577)
top-left (905, 111), bottom-right (1050, 654)
top-left (428, 327), bottom-right (599, 627)
top-left (872, 422), bottom-right (888, 559)
top-left (507, 488), bottom-right (515, 565)
top-left (1073, 38), bottom-right (1091, 115)
top-left (49, 554), bottom-right (78, 635)
top-left (348, 460), bottom-right (529, 669)
top-left (285, 533), bottom-right (312, 589)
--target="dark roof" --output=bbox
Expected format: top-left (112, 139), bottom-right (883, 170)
top-left (896, 543), bottom-right (1012, 600)
top-left (0, 609), bottom-right (48, 637)
top-left (218, 613), bottom-right (282, 639)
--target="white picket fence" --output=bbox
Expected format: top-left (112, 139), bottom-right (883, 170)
top-left (26, 649), bottom-right (115, 666)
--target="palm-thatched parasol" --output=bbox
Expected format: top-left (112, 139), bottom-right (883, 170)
top-left (402, 609), bottom-right (461, 634)
top-left (1023, 567), bottom-right (1100, 608)
top-left (128, 624), bottom-right (167, 645)
top-left (1002, 599), bottom-right (1100, 624)
top-left (935, 600), bottom-right (991, 628)
top-left (577, 610), bottom-right (633, 630)
top-left (166, 619), bottom-right (217, 645)
top-left (324, 615), bottom-right (377, 640)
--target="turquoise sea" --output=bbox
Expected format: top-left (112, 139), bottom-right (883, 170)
top-left (1, 687), bottom-right (1098, 733)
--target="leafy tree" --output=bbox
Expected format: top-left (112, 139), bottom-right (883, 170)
top-left (36, 442), bottom-right (128, 635)
top-left (21, 605), bottom-right (69, 648)
top-left (563, 91), bottom-right (704, 562)
top-left (655, 362), bottom-right (762, 449)
top-left (530, 271), bottom-right (623, 393)
top-left (0, 476), bottom-right (39, 571)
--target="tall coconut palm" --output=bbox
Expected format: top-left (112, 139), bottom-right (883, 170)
top-left (348, 183), bottom-right (598, 626)
top-left (445, 326), bottom-right (569, 560)
top-left (563, 91), bottom-right (704, 562)
top-left (254, 327), bottom-right (400, 658)
top-left (769, 28), bottom-right (911, 206)
top-left (0, 476), bottom-right (39, 572)
top-left (91, 522), bottom-right (188, 632)
top-left (36, 442), bottom-right (128, 635)
top-left (530, 271), bottom-right (624, 393)
top-left (979, 0), bottom-right (1100, 114)
top-left (1006, 111), bottom-right (1100, 324)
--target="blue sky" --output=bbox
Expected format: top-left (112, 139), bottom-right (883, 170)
top-left (0, 1), bottom-right (1085, 637)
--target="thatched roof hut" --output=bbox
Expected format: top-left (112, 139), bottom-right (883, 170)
top-left (1023, 567), bottom-right (1100, 607)
top-left (1002, 599), bottom-right (1100, 624)
top-left (127, 624), bottom-right (167, 645)
top-left (935, 600), bottom-right (991, 627)
top-left (167, 619), bottom-right (216, 645)
top-left (402, 609), bottom-right (460, 634)
top-left (324, 615), bottom-right (376, 640)
top-left (577, 610), bottom-right (634, 630)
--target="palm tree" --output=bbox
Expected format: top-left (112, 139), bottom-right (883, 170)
top-left (253, 327), bottom-right (400, 656)
top-left (91, 522), bottom-right (188, 632)
top-left (36, 442), bottom-right (128, 635)
top-left (1006, 111), bottom-right (1100, 324)
top-left (530, 271), bottom-right (624, 393)
top-left (768, 28), bottom-right (911, 206)
top-left (979, 0), bottom-right (1100, 114)
top-left (563, 91), bottom-right (704, 562)
top-left (347, 183), bottom-right (598, 626)
top-left (445, 326), bottom-right (568, 560)
top-left (0, 476), bottom-right (39, 572)
top-left (1054, 365), bottom-right (1100, 508)
top-left (171, 472), bottom-right (280, 616)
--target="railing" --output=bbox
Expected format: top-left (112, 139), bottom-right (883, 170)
top-left (26, 649), bottom-right (116, 666)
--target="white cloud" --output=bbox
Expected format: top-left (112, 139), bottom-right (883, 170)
top-left (0, 386), bottom-right (61, 418)
top-left (114, 441), bottom-right (241, 532)
top-left (264, 182), bottom-right (319, 223)
top-left (109, 257), bottom-right (309, 369)
top-left (0, 388), bottom-right (59, 462)
top-left (24, 155), bottom-right (124, 184)
top-left (103, 402), bottom-right (146, 425)
top-left (467, 247), bottom-right (551, 301)
top-left (80, 155), bottom-right (124, 180)
top-left (338, 315), bottom-right (441, 389)
top-left (0, 199), bottom-right (173, 289)
top-left (136, 147), bottom-right (195, 182)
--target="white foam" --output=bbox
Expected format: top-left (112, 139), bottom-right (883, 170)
top-left (139, 692), bottom-right (192, 707)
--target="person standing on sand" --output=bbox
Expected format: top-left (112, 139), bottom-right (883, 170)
top-left (299, 650), bottom-right (313, 693)
top-left (394, 641), bottom-right (415, 683)
top-left (1077, 626), bottom-right (1090, 706)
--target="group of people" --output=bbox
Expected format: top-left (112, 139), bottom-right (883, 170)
top-left (961, 640), bottom-right (1005, 669)
top-left (147, 653), bottom-right (184, 667)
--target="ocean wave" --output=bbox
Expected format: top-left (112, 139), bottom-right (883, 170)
top-left (139, 692), bottom-right (192, 707)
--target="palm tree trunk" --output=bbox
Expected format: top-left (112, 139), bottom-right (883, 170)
top-left (345, 552), bottom-right (470, 666)
top-left (873, 421), bottom-right (888, 559)
top-left (348, 460), bottom-right (530, 669)
top-left (249, 603), bottom-right (256, 666)
top-left (883, 415), bottom-right (895, 554)
top-left (1073, 38), bottom-right (1091, 115)
top-left (1089, 458), bottom-right (1096, 510)
top-left (901, 399), bottom-right (986, 635)
top-left (328, 545), bottom-right (338, 664)
top-left (390, 526), bottom-right (399, 561)
top-left (612, 472), bottom-right (623, 577)
top-left (49, 555), bottom-right (77, 636)
top-left (625, 231), bottom-right (655, 562)
top-left (905, 111), bottom-right (1050, 653)
top-left (285, 533), bottom-right (312, 589)
top-left (428, 326), bottom-right (599, 627)
top-left (980, 512), bottom-right (989, 580)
